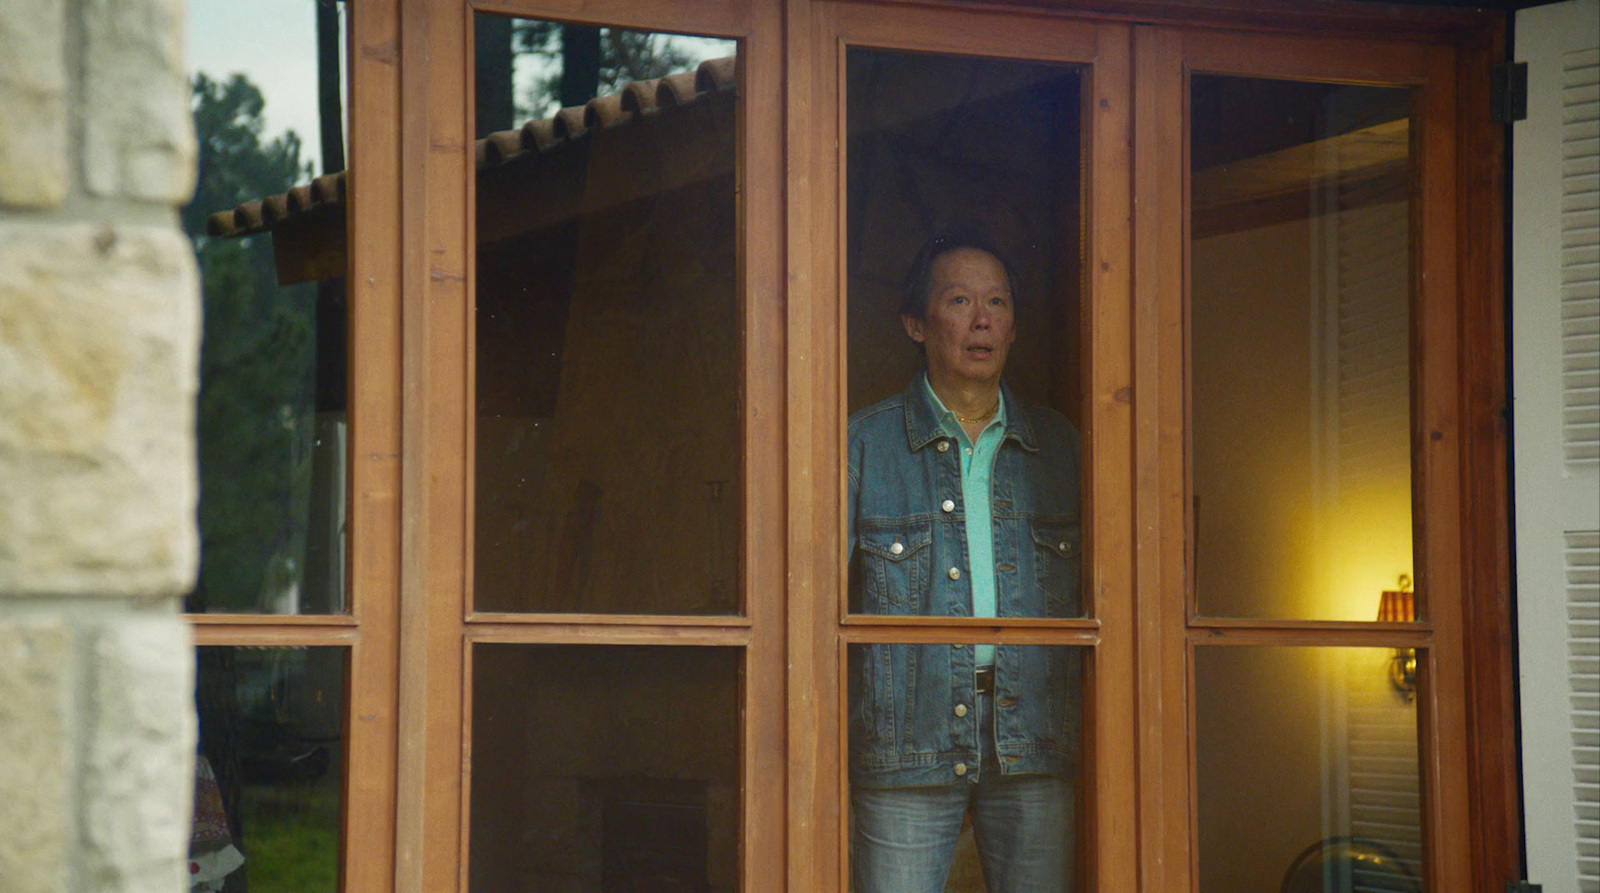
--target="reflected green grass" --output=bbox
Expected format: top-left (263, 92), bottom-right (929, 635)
top-left (239, 777), bottom-right (339, 891)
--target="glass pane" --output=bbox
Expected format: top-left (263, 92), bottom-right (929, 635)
top-left (1195, 646), bottom-right (1423, 892)
top-left (184, 0), bottom-right (350, 614)
top-left (846, 642), bottom-right (1086, 891)
top-left (1190, 75), bottom-right (1416, 621)
top-left (471, 14), bottom-right (740, 614)
top-left (469, 645), bottom-right (740, 891)
top-left (846, 49), bottom-right (1086, 620)
top-left (193, 645), bottom-right (346, 892)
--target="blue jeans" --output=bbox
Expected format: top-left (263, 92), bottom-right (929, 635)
top-left (851, 689), bottom-right (1075, 892)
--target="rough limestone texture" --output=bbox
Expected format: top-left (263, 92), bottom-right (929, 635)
top-left (0, 223), bottom-right (200, 596)
top-left (0, 0), bottom-right (68, 208)
top-left (81, 617), bottom-right (195, 893)
top-left (0, 620), bottom-right (74, 893)
top-left (82, 0), bottom-right (196, 202)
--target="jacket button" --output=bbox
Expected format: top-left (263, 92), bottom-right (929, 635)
top-left (889, 541), bottom-right (904, 555)
top-left (941, 499), bottom-right (956, 512)
top-left (937, 440), bottom-right (950, 452)
top-left (1059, 541), bottom-right (1071, 553)
top-left (948, 567), bottom-right (961, 580)
top-left (953, 763), bottom-right (967, 776)
top-left (954, 704), bottom-right (968, 717)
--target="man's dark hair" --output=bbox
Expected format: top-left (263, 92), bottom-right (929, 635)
top-left (899, 229), bottom-right (1022, 320)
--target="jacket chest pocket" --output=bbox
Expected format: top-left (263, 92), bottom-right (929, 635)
top-left (1030, 519), bottom-right (1082, 617)
top-left (857, 524), bottom-right (933, 613)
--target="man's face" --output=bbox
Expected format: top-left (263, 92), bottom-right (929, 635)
top-left (902, 247), bottom-right (1016, 392)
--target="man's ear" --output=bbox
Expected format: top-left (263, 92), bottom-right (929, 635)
top-left (901, 314), bottom-right (926, 343)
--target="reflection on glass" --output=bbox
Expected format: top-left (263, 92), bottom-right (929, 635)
top-left (193, 646), bottom-right (345, 892)
top-left (1195, 646), bottom-right (1423, 892)
top-left (472, 14), bottom-right (740, 615)
top-left (1190, 75), bottom-right (1415, 621)
top-left (184, 0), bottom-right (350, 615)
top-left (469, 645), bottom-right (740, 891)
top-left (846, 49), bottom-right (1087, 621)
top-left (846, 643), bottom-right (1084, 891)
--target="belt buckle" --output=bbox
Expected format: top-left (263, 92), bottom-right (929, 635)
top-left (974, 666), bottom-right (995, 693)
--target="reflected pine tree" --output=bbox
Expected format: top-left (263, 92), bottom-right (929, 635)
top-left (183, 73), bottom-right (317, 615)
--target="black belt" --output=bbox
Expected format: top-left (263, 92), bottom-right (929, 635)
top-left (975, 666), bottom-right (995, 693)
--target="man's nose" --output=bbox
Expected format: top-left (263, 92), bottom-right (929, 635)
top-left (971, 305), bottom-right (992, 328)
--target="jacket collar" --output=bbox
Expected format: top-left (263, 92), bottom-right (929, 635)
top-left (902, 372), bottom-right (1039, 453)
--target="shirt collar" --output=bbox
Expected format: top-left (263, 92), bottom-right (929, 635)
top-left (922, 375), bottom-right (1007, 445)
top-left (902, 371), bottom-right (1038, 452)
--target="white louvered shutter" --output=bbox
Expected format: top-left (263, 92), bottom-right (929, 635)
top-left (1516, 2), bottom-right (1600, 890)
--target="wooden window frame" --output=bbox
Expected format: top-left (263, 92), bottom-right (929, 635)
top-left (267, 0), bottom-right (1518, 890)
top-left (184, 1), bottom-right (403, 890)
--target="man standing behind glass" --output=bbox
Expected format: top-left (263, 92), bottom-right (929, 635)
top-left (848, 231), bottom-right (1082, 892)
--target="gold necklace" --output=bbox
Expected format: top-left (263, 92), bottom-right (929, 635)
top-left (954, 398), bottom-right (1000, 425)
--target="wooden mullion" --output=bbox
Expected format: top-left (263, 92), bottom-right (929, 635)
top-left (1132, 23), bottom-right (1189, 893)
top-left (1184, 625), bottom-right (1433, 650)
top-left (1190, 616), bottom-right (1436, 635)
top-left (838, 625), bottom-right (1102, 646)
top-left (840, 614), bottom-right (1101, 631)
top-left (400, 1), bottom-right (469, 890)
top-left (835, 2), bottom-right (1100, 61)
top-left (1083, 20), bottom-right (1138, 893)
top-left (465, 622), bottom-right (756, 647)
top-left (468, 0), bottom-right (753, 36)
top-left (838, 0), bottom-right (1491, 39)
top-left (785, 1), bottom-right (839, 888)
top-left (1454, 20), bottom-right (1520, 892)
top-left (739, 8), bottom-right (790, 888)
top-left (339, 0), bottom-right (405, 888)
top-left (188, 613), bottom-right (359, 628)
top-left (465, 611), bottom-right (753, 627)
top-left (1413, 37), bottom-right (1475, 893)
top-left (1174, 27), bottom-right (1437, 83)
top-left (189, 624), bottom-right (363, 647)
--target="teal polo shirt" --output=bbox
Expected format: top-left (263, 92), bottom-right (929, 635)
top-left (923, 378), bottom-right (1007, 668)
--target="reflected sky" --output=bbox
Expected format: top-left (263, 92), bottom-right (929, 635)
top-left (189, 3), bottom-right (734, 176)
top-left (189, 0), bottom-right (342, 173)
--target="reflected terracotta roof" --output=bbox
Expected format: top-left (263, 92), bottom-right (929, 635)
top-left (208, 55), bottom-right (737, 239)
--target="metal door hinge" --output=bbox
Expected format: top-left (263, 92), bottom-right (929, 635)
top-left (1492, 61), bottom-right (1528, 123)
top-left (1507, 882), bottom-right (1542, 893)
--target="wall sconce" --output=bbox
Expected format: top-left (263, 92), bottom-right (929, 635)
top-left (1377, 574), bottom-right (1416, 699)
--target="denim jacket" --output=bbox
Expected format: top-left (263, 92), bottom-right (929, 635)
top-left (847, 375), bottom-right (1082, 787)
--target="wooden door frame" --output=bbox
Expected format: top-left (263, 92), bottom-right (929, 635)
top-left (1135, 24), bottom-right (1479, 891)
top-left (1134, 13), bottom-right (1513, 890)
top-left (399, 1), bottom-right (785, 889)
top-left (786, 4), bottom-right (1137, 888)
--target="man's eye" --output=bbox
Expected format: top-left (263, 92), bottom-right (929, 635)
top-left (951, 294), bottom-right (968, 304)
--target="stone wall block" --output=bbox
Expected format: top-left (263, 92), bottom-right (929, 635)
top-left (0, 619), bottom-right (74, 893)
top-left (82, 617), bottom-right (195, 893)
top-left (82, 0), bottom-right (196, 203)
top-left (0, 223), bottom-right (200, 596)
top-left (0, 0), bottom-right (68, 208)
